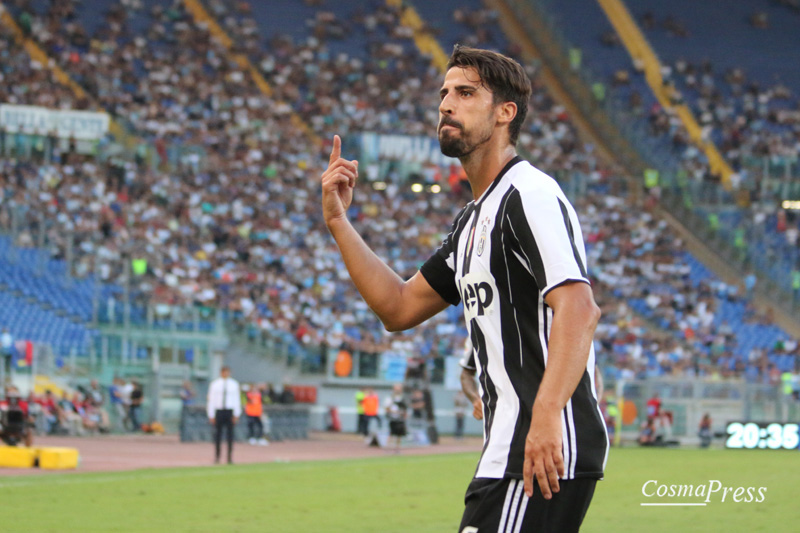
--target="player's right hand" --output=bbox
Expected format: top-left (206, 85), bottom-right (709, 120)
top-left (321, 135), bottom-right (358, 227)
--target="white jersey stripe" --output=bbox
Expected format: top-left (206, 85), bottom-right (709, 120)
top-left (511, 248), bottom-right (532, 276)
top-left (566, 399), bottom-right (578, 478)
top-left (538, 295), bottom-right (548, 365)
top-left (497, 479), bottom-right (518, 533)
top-left (512, 493), bottom-right (530, 533)
top-left (560, 411), bottom-right (570, 480)
top-left (587, 344), bottom-right (610, 472)
top-left (504, 480), bottom-right (525, 533)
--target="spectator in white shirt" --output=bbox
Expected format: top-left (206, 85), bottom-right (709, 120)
top-left (207, 366), bottom-right (242, 464)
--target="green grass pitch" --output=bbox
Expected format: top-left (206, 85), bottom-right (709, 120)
top-left (1, 447), bottom-right (797, 532)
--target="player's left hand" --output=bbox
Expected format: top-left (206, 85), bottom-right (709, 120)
top-left (472, 399), bottom-right (483, 420)
top-left (523, 406), bottom-right (564, 500)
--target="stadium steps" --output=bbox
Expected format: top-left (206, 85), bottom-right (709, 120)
top-left (0, 6), bottom-right (90, 103)
top-left (595, 0), bottom-right (733, 184)
top-left (386, 0), bottom-right (449, 71)
top-left (182, 0), bottom-right (321, 147)
top-left (486, 0), bottom-right (800, 328)
top-left (396, 0), bottom-right (642, 182)
top-left (0, 1), bottom-right (140, 151)
top-left (488, 0), bottom-right (648, 181)
top-left (224, 334), bottom-right (308, 388)
top-left (622, 0), bottom-right (800, 98)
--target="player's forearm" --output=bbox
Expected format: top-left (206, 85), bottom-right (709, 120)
top-left (533, 299), bottom-right (600, 414)
top-left (460, 369), bottom-right (481, 404)
top-left (327, 216), bottom-right (409, 329)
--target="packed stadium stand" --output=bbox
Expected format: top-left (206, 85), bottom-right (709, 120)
top-left (0, 0), bottom-right (798, 436)
top-left (535, 0), bottom-right (800, 303)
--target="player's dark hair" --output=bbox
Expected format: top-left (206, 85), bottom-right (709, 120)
top-left (446, 45), bottom-right (532, 146)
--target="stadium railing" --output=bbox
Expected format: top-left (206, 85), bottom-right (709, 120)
top-left (614, 378), bottom-right (800, 443)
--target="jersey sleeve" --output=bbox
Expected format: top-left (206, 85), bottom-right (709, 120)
top-left (420, 231), bottom-right (461, 306)
top-left (507, 185), bottom-right (590, 297)
top-left (459, 337), bottom-right (476, 371)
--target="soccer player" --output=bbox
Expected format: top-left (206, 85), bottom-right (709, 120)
top-left (321, 45), bottom-right (607, 532)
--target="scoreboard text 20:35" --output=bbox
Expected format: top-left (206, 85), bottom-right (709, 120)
top-left (725, 421), bottom-right (799, 449)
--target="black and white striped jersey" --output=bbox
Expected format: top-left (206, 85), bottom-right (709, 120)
top-left (420, 156), bottom-right (608, 481)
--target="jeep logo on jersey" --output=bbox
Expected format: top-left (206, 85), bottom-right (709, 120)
top-left (463, 280), bottom-right (494, 319)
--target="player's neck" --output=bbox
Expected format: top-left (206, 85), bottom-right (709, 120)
top-left (462, 143), bottom-right (517, 201)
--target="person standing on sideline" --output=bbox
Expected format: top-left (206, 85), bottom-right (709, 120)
top-left (362, 387), bottom-right (381, 443)
top-left (355, 387), bottom-right (367, 436)
top-left (698, 413), bottom-right (712, 448)
top-left (320, 46), bottom-right (607, 532)
top-left (244, 383), bottom-right (269, 446)
top-left (128, 380), bottom-right (143, 432)
top-left (453, 390), bottom-right (468, 439)
top-left (180, 381), bottom-right (195, 407)
top-left (207, 366), bottom-right (242, 464)
top-left (385, 384), bottom-right (408, 453)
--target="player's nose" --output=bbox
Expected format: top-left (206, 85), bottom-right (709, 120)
top-left (439, 93), bottom-right (455, 116)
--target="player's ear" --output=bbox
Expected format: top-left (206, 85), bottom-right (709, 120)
top-left (496, 101), bottom-right (517, 126)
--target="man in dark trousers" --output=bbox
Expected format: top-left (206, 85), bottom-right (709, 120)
top-left (206, 366), bottom-right (241, 464)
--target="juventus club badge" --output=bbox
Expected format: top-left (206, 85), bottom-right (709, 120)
top-left (477, 217), bottom-right (490, 256)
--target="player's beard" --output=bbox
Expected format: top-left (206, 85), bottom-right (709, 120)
top-left (438, 115), bottom-right (495, 159)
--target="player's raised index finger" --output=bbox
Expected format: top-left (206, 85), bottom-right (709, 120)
top-left (329, 135), bottom-right (341, 165)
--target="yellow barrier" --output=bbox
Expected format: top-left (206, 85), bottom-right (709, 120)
top-left (0, 446), bottom-right (38, 468)
top-left (0, 446), bottom-right (80, 469)
top-left (38, 447), bottom-right (80, 470)
top-left (596, 0), bottom-right (733, 185)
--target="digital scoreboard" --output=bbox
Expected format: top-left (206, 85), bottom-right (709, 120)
top-left (725, 421), bottom-right (799, 450)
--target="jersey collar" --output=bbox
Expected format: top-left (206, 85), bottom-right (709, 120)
top-left (474, 155), bottom-right (522, 206)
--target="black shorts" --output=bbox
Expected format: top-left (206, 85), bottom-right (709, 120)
top-left (458, 477), bottom-right (597, 533)
top-left (389, 420), bottom-right (407, 437)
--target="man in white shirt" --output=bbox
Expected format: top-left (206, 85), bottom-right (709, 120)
top-left (207, 366), bottom-right (242, 464)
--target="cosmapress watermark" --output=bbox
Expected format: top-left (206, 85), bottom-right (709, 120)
top-left (641, 480), bottom-right (767, 506)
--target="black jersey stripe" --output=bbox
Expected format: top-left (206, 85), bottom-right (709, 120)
top-left (557, 197), bottom-right (588, 278)
top-left (461, 206), bottom-right (481, 276)
top-left (506, 191), bottom-right (547, 289)
top-left (451, 203), bottom-right (475, 278)
top-left (493, 189), bottom-right (549, 477)
top-left (471, 322), bottom-right (498, 471)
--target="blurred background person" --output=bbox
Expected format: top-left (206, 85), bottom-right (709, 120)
top-left (207, 366), bottom-right (242, 464)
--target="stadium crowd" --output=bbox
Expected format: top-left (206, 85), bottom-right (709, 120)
top-left (597, 7), bottom-right (800, 297)
top-left (0, 0), bottom-right (798, 384)
top-left (583, 191), bottom-right (798, 382)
